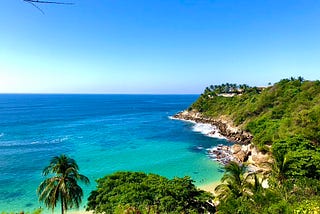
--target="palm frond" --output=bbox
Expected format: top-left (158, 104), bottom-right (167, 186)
top-left (37, 154), bottom-right (89, 213)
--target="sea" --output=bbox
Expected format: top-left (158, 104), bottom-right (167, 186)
top-left (0, 94), bottom-right (229, 212)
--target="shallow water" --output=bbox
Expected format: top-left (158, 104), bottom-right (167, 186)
top-left (0, 94), bottom-right (228, 212)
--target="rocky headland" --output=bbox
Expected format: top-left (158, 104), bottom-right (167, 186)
top-left (173, 110), bottom-right (253, 144)
top-left (173, 110), bottom-right (272, 172)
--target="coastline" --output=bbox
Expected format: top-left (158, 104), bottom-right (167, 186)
top-left (172, 110), bottom-right (253, 144)
top-left (172, 110), bottom-right (272, 170)
top-left (198, 181), bottom-right (221, 194)
top-left (69, 211), bottom-right (93, 214)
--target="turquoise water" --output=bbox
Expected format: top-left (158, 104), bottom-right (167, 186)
top-left (0, 94), bottom-right (227, 212)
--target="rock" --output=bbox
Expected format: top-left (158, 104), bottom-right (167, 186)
top-left (231, 144), bottom-right (242, 154)
top-left (173, 110), bottom-right (273, 168)
top-left (261, 179), bottom-right (269, 188)
top-left (234, 150), bottom-right (247, 162)
top-left (251, 152), bottom-right (271, 165)
top-left (173, 110), bottom-right (253, 145)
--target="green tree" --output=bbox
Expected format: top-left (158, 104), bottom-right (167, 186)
top-left (188, 77), bottom-right (320, 213)
top-left (37, 154), bottom-right (89, 214)
top-left (87, 171), bottom-right (215, 213)
top-left (214, 162), bottom-right (250, 200)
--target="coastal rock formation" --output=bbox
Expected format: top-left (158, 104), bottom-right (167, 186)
top-left (231, 144), bottom-right (242, 154)
top-left (248, 146), bottom-right (272, 166)
top-left (206, 143), bottom-right (272, 171)
top-left (173, 110), bottom-right (253, 144)
top-left (173, 110), bottom-right (272, 171)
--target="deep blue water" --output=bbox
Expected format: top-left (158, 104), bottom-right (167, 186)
top-left (0, 94), bottom-right (227, 212)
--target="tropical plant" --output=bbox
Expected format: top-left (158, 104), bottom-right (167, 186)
top-left (268, 148), bottom-right (290, 185)
top-left (37, 154), bottom-right (89, 214)
top-left (188, 77), bottom-right (320, 212)
top-left (87, 171), bottom-right (215, 213)
top-left (214, 161), bottom-right (249, 200)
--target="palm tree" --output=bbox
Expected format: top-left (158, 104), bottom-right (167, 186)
top-left (37, 154), bottom-right (89, 214)
top-left (214, 161), bottom-right (256, 201)
top-left (262, 148), bottom-right (291, 185)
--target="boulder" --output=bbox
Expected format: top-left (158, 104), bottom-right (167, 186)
top-left (231, 144), bottom-right (242, 154)
top-left (234, 150), bottom-right (247, 162)
top-left (252, 153), bottom-right (271, 165)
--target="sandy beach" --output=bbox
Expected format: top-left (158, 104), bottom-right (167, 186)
top-left (198, 181), bottom-right (221, 194)
top-left (69, 210), bottom-right (93, 214)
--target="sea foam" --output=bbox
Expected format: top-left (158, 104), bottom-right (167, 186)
top-left (30, 137), bottom-right (69, 145)
top-left (192, 123), bottom-right (226, 139)
top-left (169, 116), bottom-right (226, 139)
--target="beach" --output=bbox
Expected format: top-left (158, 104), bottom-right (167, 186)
top-left (198, 181), bottom-right (220, 194)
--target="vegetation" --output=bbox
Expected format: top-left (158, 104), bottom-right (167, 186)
top-left (192, 77), bottom-right (320, 148)
top-left (214, 161), bottom-right (320, 213)
top-left (214, 162), bottom-right (253, 201)
top-left (37, 154), bottom-right (89, 214)
top-left (11, 77), bottom-right (316, 213)
top-left (191, 77), bottom-right (320, 213)
top-left (87, 171), bottom-right (215, 213)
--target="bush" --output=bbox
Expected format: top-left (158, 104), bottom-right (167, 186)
top-left (87, 171), bottom-right (215, 213)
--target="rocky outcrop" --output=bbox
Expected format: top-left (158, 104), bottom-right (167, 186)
top-left (173, 110), bottom-right (272, 171)
top-left (207, 143), bottom-right (272, 171)
top-left (173, 110), bottom-right (253, 144)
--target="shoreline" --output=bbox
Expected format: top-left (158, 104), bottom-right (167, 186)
top-left (197, 181), bottom-right (221, 194)
top-left (172, 110), bottom-right (253, 144)
top-left (169, 116), bottom-right (227, 139)
top-left (172, 110), bottom-right (252, 165)
top-left (172, 110), bottom-right (272, 170)
top-left (69, 211), bottom-right (93, 214)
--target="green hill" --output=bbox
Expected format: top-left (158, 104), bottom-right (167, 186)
top-left (188, 77), bottom-right (320, 213)
top-left (191, 77), bottom-right (320, 149)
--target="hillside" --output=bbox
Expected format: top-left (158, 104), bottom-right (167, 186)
top-left (183, 77), bottom-right (320, 213)
top-left (188, 77), bottom-right (320, 178)
top-left (191, 77), bottom-right (320, 149)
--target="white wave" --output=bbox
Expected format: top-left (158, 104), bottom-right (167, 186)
top-left (1, 141), bottom-right (32, 147)
top-left (30, 136), bottom-right (69, 145)
top-left (53, 136), bottom-right (69, 143)
top-left (0, 133), bottom-right (4, 138)
top-left (168, 116), bottom-right (178, 120)
top-left (168, 116), bottom-right (196, 124)
top-left (193, 123), bottom-right (215, 135)
top-left (196, 146), bottom-right (204, 150)
top-left (192, 123), bottom-right (226, 139)
top-left (169, 115), bottom-right (226, 139)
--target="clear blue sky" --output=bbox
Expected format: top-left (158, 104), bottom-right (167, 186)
top-left (1, 0), bottom-right (320, 94)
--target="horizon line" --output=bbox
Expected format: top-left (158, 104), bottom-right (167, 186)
top-left (0, 92), bottom-right (201, 95)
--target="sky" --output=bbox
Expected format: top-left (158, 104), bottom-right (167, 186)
top-left (0, 0), bottom-right (320, 94)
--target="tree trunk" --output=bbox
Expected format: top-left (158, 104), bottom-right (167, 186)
top-left (61, 195), bottom-right (64, 214)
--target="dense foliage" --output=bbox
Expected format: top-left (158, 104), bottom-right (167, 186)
top-left (191, 77), bottom-right (320, 213)
top-left (87, 171), bottom-right (215, 213)
top-left (215, 161), bottom-right (320, 214)
top-left (191, 77), bottom-right (320, 148)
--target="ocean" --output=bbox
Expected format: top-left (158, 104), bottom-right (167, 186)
top-left (0, 94), bottom-right (228, 212)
